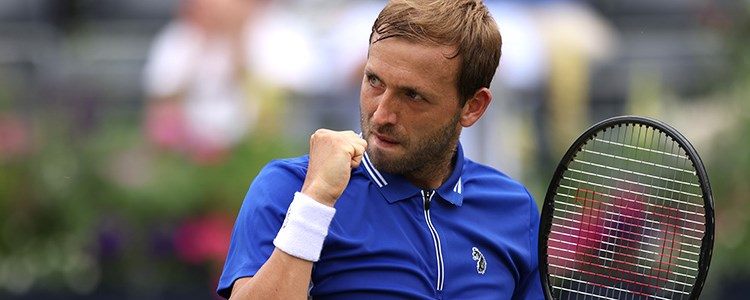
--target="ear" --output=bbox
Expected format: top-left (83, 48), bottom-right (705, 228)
top-left (459, 87), bottom-right (492, 127)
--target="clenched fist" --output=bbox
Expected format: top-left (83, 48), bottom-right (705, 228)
top-left (301, 129), bottom-right (367, 207)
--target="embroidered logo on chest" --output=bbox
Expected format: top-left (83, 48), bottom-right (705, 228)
top-left (471, 247), bottom-right (486, 275)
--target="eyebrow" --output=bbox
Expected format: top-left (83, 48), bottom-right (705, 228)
top-left (364, 69), bottom-right (379, 81)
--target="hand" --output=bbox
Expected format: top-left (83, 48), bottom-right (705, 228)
top-left (301, 129), bottom-right (367, 207)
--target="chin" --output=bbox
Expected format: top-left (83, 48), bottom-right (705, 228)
top-left (367, 148), bottom-right (410, 175)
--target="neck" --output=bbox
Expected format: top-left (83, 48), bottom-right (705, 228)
top-left (405, 143), bottom-right (458, 190)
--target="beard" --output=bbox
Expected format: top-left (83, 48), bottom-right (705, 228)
top-left (361, 110), bottom-right (461, 176)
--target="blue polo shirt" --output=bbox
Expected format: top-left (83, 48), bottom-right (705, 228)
top-left (218, 143), bottom-right (543, 299)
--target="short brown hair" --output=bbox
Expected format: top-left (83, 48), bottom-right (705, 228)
top-left (370, 0), bottom-right (502, 106)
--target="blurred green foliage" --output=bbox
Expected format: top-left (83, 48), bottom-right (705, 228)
top-left (0, 105), bottom-right (303, 296)
top-left (701, 0), bottom-right (750, 294)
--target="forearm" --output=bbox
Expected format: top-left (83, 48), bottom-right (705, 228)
top-left (229, 248), bottom-right (313, 300)
top-left (227, 130), bottom-right (365, 299)
top-left (230, 192), bottom-right (335, 299)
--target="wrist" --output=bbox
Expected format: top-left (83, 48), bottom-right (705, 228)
top-left (273, 192), bottom-right (336, 262)
top-left (301, 183), bottom-right (337, 207)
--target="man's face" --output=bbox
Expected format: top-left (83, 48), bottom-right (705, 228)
top-left (360, 37), bottom-right (463, 175)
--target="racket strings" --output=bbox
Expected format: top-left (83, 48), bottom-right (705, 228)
top-left (547, 124), bottom-right (706, 300)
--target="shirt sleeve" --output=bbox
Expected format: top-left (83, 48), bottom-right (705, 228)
top-left (216, 158), bottom-right (307, 299)
top-left (512, 189), bottom-right (544, 300)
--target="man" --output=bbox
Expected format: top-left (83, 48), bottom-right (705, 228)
top-left (217, 0), bottom-right (543, 299)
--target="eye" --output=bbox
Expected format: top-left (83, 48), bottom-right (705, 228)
top-left (406, 89), bottom-right (425, 102)
top-left (366, 74), bottom-right (382, 88)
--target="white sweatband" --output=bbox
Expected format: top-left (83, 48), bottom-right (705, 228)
top-left (273, 192), bottom-right (336, 262)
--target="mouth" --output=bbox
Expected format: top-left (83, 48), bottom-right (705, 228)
top-left (371, 131), bottom-right (400, 147)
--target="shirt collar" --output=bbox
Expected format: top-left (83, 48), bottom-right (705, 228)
top-left (360, 143), bottom-right (465, 207)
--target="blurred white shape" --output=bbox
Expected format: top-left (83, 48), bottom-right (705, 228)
top-left (143, 18), bottom-right (256, 151)
top-left (324, 1), bottom-right (386, 91)
top-left (535, 1), bottom-right (619, 63)
top-left (487, 1), bottom-right (548, 90)
top-left (142, 21), bottom-right (202, 98)
top-left (246, 9), bottom-right (319, 92)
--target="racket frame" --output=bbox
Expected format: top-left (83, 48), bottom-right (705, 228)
top-left (538, 115), bottom-right (715, 300)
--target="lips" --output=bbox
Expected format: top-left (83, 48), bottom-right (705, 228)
top-left (372, 131), bottom-right (399, 146)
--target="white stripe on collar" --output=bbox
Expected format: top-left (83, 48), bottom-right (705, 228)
top-left (453, 177), bottom-right (462, 194)
top-left (362, 152), bottom-right (387, 188)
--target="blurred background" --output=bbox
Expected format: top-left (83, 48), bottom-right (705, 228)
top-left (0, 0), bottom-right (747, 298)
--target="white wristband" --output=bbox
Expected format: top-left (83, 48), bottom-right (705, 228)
top-left (273, 192), bottom-right (336, 262)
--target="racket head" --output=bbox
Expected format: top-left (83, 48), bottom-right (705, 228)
top-left (538, 115), bottom-right (715, 300)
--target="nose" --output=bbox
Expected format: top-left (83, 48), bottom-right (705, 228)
top-left (371, 90), bottom-right (398, 126)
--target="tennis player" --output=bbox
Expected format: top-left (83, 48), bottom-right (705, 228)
top-left (217, 0), bottom-right (543, 298)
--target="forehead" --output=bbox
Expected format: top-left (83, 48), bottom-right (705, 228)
top-left (366, 38), bottom-right (459, 97)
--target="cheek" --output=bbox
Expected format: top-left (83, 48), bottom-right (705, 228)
top-left (359, 90), bottom-right (377, 117)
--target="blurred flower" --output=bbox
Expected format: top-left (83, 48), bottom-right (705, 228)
top-left (144, 100), bottom-right (232, 165)
top-left (173, 213), bottom-right (233, 264)
top-left (145, 101), bottom-right (189, 152)
top-left (97, 218), bottom-right (128, 258)
top-left (0, 113), bottom-right (31, 162)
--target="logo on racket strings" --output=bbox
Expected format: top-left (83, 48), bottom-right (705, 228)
top-left (471, 247), bottom-right (486, 275)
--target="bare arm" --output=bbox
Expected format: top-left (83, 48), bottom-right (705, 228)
top-left (229, 249), bottom-right (313, 300)
top-left (227, 130), bottom-right (366, 299)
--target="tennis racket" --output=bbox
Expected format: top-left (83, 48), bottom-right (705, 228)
top-left (538, 115), bottom-right (714, 300)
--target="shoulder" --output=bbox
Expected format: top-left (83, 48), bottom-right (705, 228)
top-left (256, 155), bottom-right (310, 181)
top-left (459, 158), bottom-right (538, 218)
top-left (241, 155), bottom-right (309, 208)
top-left (461, 158), bottom-right (528, 194)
